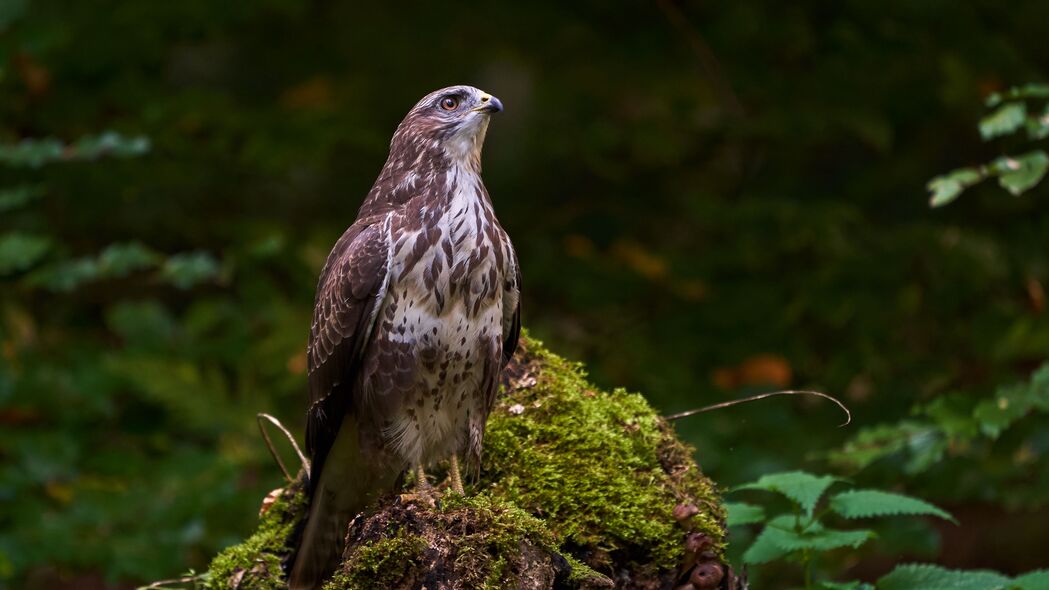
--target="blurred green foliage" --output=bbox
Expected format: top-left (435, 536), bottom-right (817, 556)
top-left (1, 1), bottom-right (1049, 588)
top-left (928, 83), bottom-right (1049, 206)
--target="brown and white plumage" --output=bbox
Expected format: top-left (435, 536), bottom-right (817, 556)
top-left (289, 86), bottom-right (520, 590)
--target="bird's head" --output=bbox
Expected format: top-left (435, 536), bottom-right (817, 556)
top-left (391, 85), bottom-right (503, 169)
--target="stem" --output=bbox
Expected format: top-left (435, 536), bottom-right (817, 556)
top-left (803, 550), bottom-right (813, 589)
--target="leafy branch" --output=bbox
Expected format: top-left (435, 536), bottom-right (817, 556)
top-left (0, 133), bottom-right (222, 290)
top-left (828, 363), bottom-right (1049, 474)
top-left (927, 83), bottom-right (1049, 206)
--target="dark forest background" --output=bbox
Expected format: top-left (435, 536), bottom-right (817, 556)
top-left (2, 1), bottom-right (1048, 588)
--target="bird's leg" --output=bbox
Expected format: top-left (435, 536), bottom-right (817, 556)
top-left (415, 464), bottom-right (430, 494)
top-left (448, 454), bottom-right (465, 495)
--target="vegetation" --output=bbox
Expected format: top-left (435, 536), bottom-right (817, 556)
top-left (928, 84), bottom-right (1049, 206)
top-left (2, 1), bottom-right (1048, 588)
top-left (203, 337), bottom-right (724, 590)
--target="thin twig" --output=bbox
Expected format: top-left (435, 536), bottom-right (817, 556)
top-left (663, 390), bottom-right (852, 427)
top-left (257, 412), bottom-right (309, 482)
top-left (138, 574), bottom-right (204, 589)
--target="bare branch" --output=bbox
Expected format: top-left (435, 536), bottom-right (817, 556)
top-left (663, 390), bottom-right (852, 427)
top-left (257, 412), bottom-right (309, 482)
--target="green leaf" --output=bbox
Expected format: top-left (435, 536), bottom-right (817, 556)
top-left (1014, 569), bottom-right (1049, 589)
top-left (25, 258), bottom-right (101, 291)
top-left (0, 138), bottom-right (63, 167)
top-left (0, 232), bottom-right (51, 275)
top-left (993, 151), bottom-right (1049, 196)
top-left (734, 471), bottom-right (843, 516)
top-left (820, 582), bottom-right (874, 590)
top-left (741, 525), bottom-right (791, 564)
top-left (928, 167), bottom-right (982, 207)
top-left (878, 564), bottom-right (1012, 590)
top-left (973, 364), bottom-right (1049, 438)
top-left (0, 132), bottom-right (150, 168)
top-left (725, 502), bottom-right (765, 526)
top-left (73, 131), bottom-right (151, 159)
top-left (97, 242), bottom-right (160, 277)
top-left (829, 489), bottom-right (956, 523)
top-left (106, 300), bottom-right (177, 351)
top-left (1028, 105), bottom-right (1049, 140)
top-left (986, 83), bottom-right (1049, 107)
top-left (980, 102), bottom-right (1027, 139)
top-left (160, 251), bottom-right (221, 289)
top-left (759, 515), bottom-right (873, 553)
top-left (0, 185), bottom-right (41, 213)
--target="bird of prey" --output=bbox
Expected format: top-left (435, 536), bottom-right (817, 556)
top-left (288, 85), bottom-right (521, 590)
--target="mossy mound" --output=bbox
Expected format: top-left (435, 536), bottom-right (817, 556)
top-left (482, 338), bottom-right (725, 573)
top-left (206, 479), bottom-right (308, 590)
top-left (324, 494), bottom-right (602, 590)
top-left (202, 335), bottom-right (732, 589)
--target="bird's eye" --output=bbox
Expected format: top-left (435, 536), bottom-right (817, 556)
top-left (439, 96), bottom-right (460, 111)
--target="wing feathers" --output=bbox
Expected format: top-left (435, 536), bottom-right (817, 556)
top-left (304, 215), bottom-right (392, 476)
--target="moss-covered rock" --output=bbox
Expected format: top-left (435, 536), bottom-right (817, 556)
top-left (201, 335), bottom-right (733, 589)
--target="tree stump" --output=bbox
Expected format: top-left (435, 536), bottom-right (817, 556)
top-left (204, 336), bottom-right (739, 590)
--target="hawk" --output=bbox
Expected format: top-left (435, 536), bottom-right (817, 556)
top-left (288, 86), bottom-right (521, 590)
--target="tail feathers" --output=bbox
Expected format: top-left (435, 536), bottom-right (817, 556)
top-left (288, 420), bottom-right (400, 590)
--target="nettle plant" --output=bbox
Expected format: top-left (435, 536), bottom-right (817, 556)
top-left (726, 471), bottom-right (1049, 590)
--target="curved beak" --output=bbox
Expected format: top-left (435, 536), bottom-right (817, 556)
top-left (476, 93), bottom-right (503, 114)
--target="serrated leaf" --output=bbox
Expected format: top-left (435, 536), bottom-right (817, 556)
top-left (878, 564), bottom-right (1012, 590)
top-left (741, 525), bottom-right (791, 564)
top-left (0, 232), bottom-right (51, 275)
top-left (1015, 569), bottom-right (1049, 589)
top-left (0, 185), bottom-right (41, 213)
top-left (760, 515), bottom-right (873, 553)
top-left (820, 582), bottom-right (874, 590)
top-left (829, 489), bottom-right (956, 523)
top-left (928, 167), bottom-right (982, 207)
top-left (734, 471), bottom-right (843, 516)
top-left (980, 102), bottom-right (1027, 139)
top-left (994, 151), bottom-right (1049, 196)
top-left (725, 502), bottom-right (765, 526)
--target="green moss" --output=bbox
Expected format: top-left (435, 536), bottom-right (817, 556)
top-left (325, 531), bottom-right (427, 590)
top-left (440, 494), bottom-right (557, 589)
top-left (563, 555), bottom-right (606, 585)
top-left (481, 335), bottom-right (724, 568)
top-left (205, 481), bottom-right (307, 589)
top-left (203, 334), bottom-right (725, 588)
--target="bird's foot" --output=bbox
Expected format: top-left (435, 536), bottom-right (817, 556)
top-left (397, 491), bottom-right (438, 508)
top-left (399, 464), bottom-right (438, 507)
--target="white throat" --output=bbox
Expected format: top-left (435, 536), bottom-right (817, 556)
top-left (443, 115), bottom-right (490, 169)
